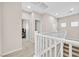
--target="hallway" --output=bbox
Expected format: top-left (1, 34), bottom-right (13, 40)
top-left (0, 2), bottom-right (79, 57)
top-left (3, 40), bottom-right (34, 57)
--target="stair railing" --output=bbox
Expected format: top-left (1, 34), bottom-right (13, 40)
top-left (35, 31), bottom-right (65, 57)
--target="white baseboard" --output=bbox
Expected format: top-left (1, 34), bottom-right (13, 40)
top-left (2, 48), bottom-right (23, 56)
top-left (33, 55), bottom-right (36, 57)
top-left (0, 54), bottom-right (1, 57)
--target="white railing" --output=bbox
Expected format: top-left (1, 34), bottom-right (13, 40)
top-left (34, 31), bottom-right (79, 57)
top-left (35, 31), bottom-right (65, 57)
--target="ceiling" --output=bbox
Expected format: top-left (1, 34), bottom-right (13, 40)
top-left (22, 2), bottom-right (79, 18)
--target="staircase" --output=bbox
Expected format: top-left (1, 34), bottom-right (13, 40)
top-left (35, 32), bottom-right (79, 57)
top-left (63, 43), bottom-right (79, 57)
top-left (63, 43), bottom-right (69, 57)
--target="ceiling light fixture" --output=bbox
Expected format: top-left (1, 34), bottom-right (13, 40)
top-left (68, 8), bottom-right (74, 13)
top-left (27, 6), bottom-right (31, 9)
top-left (70, 8), bottom-right (74, 11)
top-left (31, 2), bottom-right (48, 9)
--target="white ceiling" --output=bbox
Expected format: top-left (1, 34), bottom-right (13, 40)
top-left (22, 2), bottom-right (79, 18)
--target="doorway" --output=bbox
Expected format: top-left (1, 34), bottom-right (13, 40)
top-left (21, 19), bottom-right (34, 56)
top-left (22, 19), bottom-right (29, 40)
top-left (22, 19), bottom-right (31, 48)
top-left (35, 20), bottom-right (40, 33)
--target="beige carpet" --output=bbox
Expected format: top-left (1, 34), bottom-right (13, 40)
top-left (3, 39), bottom-right (34, 57)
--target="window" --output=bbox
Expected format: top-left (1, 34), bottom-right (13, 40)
top-left (61, 23), bottom-right (66, 27)
top-left (71, 22), bottom-right (79, 27)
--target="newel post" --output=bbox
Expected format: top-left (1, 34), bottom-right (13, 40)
top-left (35, 31), bottom-right (38, 56)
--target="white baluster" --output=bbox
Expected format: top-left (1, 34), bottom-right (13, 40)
top-left (45, 38), bottom-right (48, 57)
top-left (54, 40), bottom-right (57, 57)
top-left (42, 36), bottom-right (44, 51)
top-left (69, 44), bottom-right (72, 57)
top-left (35, 31), bottom-right (38, 56)
top-left (41, 36), bottom-right (43, 56)
top-left (43, 36), bottom-right (44, 52)
top-left (37, 36), bottom-right (39, 56)
top-left (49, 39), bottom-right (52, 57)
top-left (60, 41), bottom-right (63, 57)
top-left (39, 35), bottom-right (42, 56)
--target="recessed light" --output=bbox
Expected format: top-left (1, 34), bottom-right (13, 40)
top-left (55, 13), bottom-right (58, 16)
top-left (70, 8), bottom-right (74, 11)
top-left (27, 6), bottom-right (31, 9)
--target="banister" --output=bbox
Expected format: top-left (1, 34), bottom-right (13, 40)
top-left (35, 32), bottom-right (79, 57)
top-left (36, 32), bottom-right (79, 47)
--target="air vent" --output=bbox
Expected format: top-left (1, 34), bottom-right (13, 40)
top-left (39, 2), bottom-right (48, 9)
top-left (31, 2), bottom-right (40, 5)
top-left (31, 2), bottom-right (48, 9)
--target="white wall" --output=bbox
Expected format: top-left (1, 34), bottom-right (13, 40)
top-left (58, 14), bottom-right (79, 40)
top-left (22, 11), bottom-right (31, 29)
top-left (40, 14), bottom-right (57, 34)
top-left (0, 3), bottom-right (3, 56)
top-left (2, 3), bottom-right (22, 54)
top-left (22, 12), bottom-right (31, 20)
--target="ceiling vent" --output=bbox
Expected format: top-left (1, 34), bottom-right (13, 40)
top-left (31, 2), bottom-right (48, 9)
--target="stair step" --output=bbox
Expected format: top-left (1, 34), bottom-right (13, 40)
top-left (72, 46), bottom-right (79, 52)
top-left (63, 43), bottom-right (79, 57)
top-left (72, 52), bottom-right (79, 57)
top-left (63, 53), bottom-right (69, 57)
top-left (72, 46), bottom-right (79, 57)
top-left (72, 48), bottom-right (79, 53)
top-left (63, 43), bottom-right (69, 57)
top-left (72, 46), bottom-right (79, 49)
top-left (72, 54), bottom-right (79, 57)
top-left (64, 43), bottom-right (69, 46)
top-left (64, 45), bottom-right (69, 49)
top-left (64, 49), bottom-right (69, 54)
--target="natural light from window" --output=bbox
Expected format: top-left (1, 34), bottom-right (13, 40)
top-left (61, 23), bottom-right (66, 27)
top-left (71, 22), bottom-right (79, 27)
